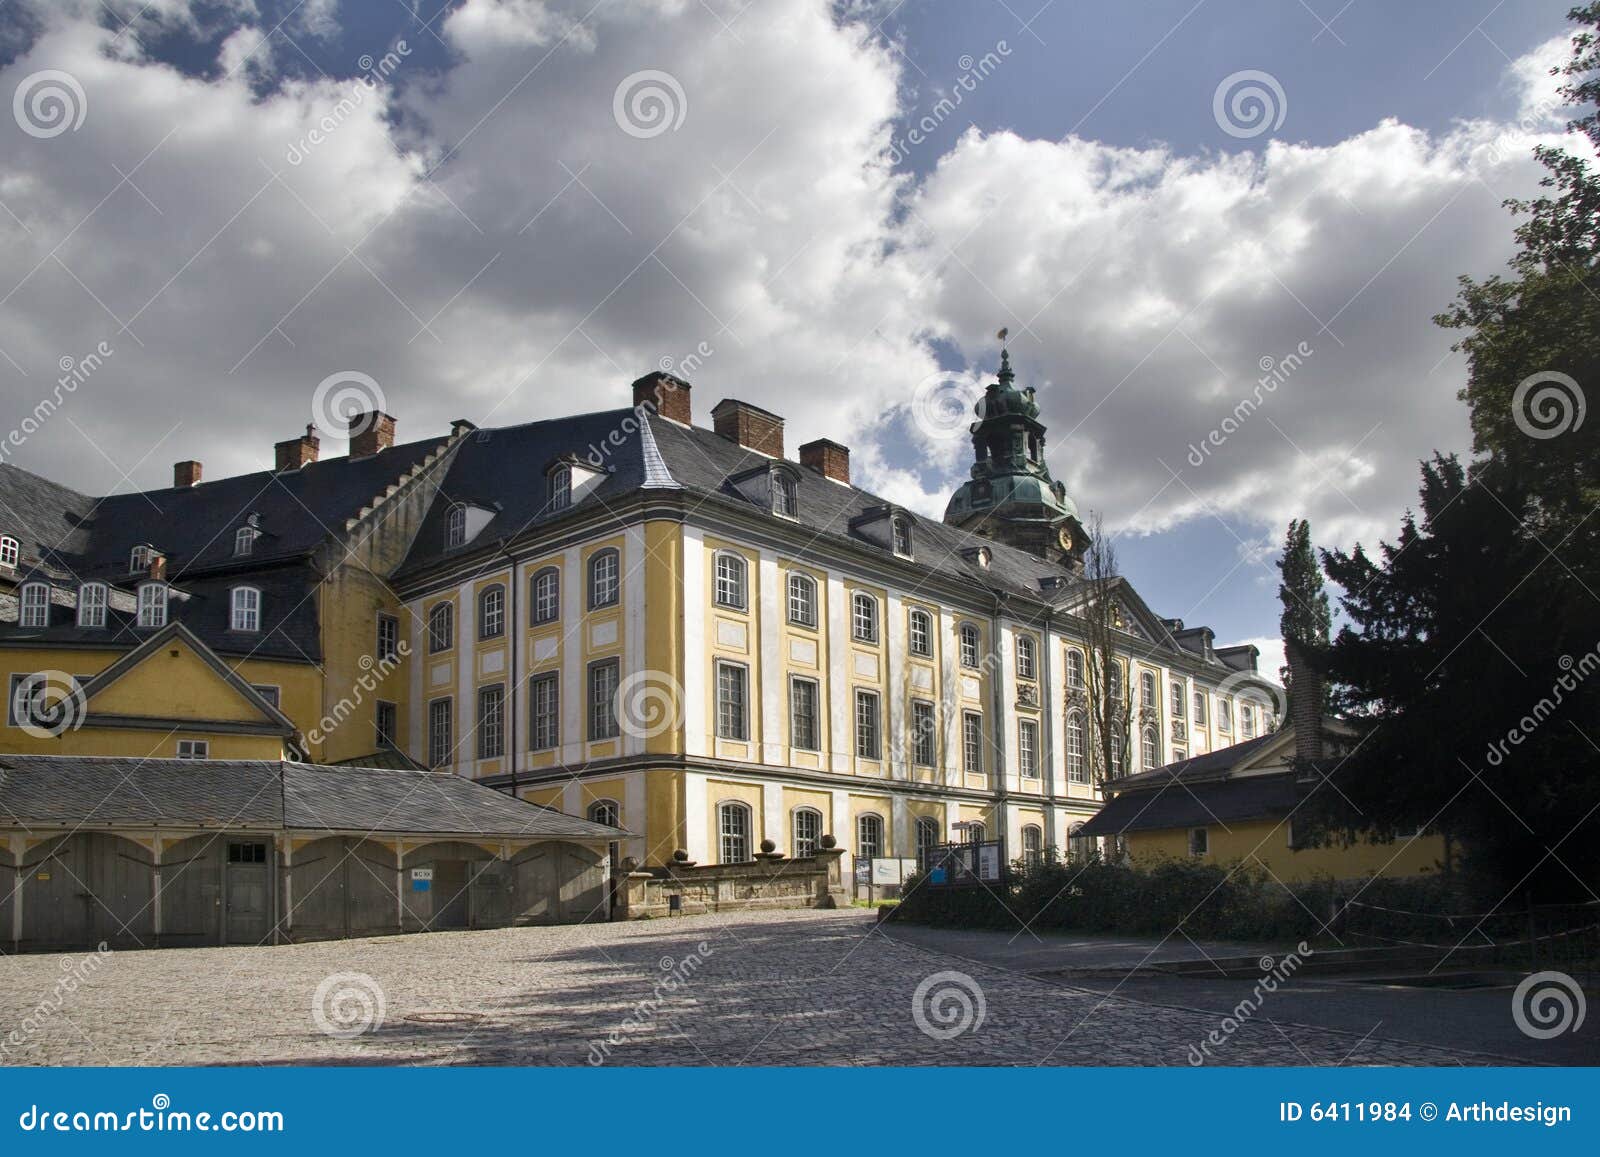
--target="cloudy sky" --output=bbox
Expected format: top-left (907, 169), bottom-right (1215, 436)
top-left (0, 0), bottom-right (1585, 672)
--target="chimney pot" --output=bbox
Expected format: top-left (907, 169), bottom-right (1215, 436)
top-left (800, 438), bottom-right (850, 484)
top-left (632, 371), bottom-right (692, 425)
top-left (347, 411), bottom-right (396, 458)
top-left (275, 426), bottom-right (320, 472)
top-left (148, 555), bottom-right (166, 581)
top-left (712, 398), bottom-right (784, 458)
top-left (173, 460), bottom-right (202, 489)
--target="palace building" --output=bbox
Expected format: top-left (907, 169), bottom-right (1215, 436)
top-left (1, 356), bottom-right (1281, 879)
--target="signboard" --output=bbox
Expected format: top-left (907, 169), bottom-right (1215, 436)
top-left (410, 867), bottom-right (433, 893)
top-left (853, 862), bottom-right (871, 884)
top-left (921, 841), bottom-right (1005, 886)
top-left (869, 858), bottom-right (919, 886)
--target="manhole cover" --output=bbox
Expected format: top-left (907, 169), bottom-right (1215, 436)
top-left (403, 1011), bottom-right (485, 1025)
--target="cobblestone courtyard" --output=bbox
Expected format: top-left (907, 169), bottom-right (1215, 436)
top-left (0, 910), bottom-right (1489, 1066)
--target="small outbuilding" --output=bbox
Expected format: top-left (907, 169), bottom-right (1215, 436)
top-left (0, 754), bottom-right (627, 953)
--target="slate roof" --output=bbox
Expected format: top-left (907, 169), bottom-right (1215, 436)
top-left (1077, 769), bottom-right (1299, 837)
top-left (1108, 732), bottom-right (1279, 790)
top-left (0, 755), bottom-right (626, 839)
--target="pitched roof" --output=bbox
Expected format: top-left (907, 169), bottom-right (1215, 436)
top-left (1077, 769), bottom-right (1299, 836)
top-left (0, 754), bottom-right (627, 840)
top-left (1108, 732), bottom-right (1280, 790)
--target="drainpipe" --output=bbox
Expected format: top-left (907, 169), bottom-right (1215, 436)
top-left (500, 541), bottom-right (519, 798)
top-left (989, 593), bottom-right (1009, 862)
top-left (1040, 609), bottom-right (1057, 854)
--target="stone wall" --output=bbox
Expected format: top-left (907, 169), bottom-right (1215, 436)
top-left (614, 849), bottom-right (850, 919)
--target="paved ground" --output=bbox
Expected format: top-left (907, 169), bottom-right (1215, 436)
top-left (881, 922), bottom-right (1597, 1066)
top-left (0, 910), bottom-right (1501, 1067)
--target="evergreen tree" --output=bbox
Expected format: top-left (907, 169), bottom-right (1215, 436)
top-left (1276, 519), bottom-right (1331, 720)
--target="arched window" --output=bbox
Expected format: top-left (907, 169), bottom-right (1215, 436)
top-left (959, 622), bottom-right (980, 668)
top-left (891, 515), bottom-right (913, 557)
top-left (1066, 709), bottom-right (1087, 783)
top-left (129, 544), bottom-right (153, 574)
top-left (1141, 723), bottom-right (1159, 769)
top-left (1066, 648), bottom-right (1085, 689)
top-left (531, 567), bottom-right (560, 624)
top-left (76, 582), bottom-right (107, 629)
top-left (915, 816), bottom-right (942, 862)
top-left (550, 465), bottom-right (571, 511)
top-left (792, 807), bottom-right (823, 858)
top-left (908, 608), bottom-right (932, 656)
top-left (1193, 691), bottom-right (1208, 727)
top-left (1021, 824), bottom-right (1043, 869)
top-left (0, 535), bottom-right (18, 568)
top-left (478, 584), bottom-right (505, 639)
top-left (1241, 702), bottom-right (1257, 738)
top-left (773, 473), bottom-right (797, 517)
top-left (445, 504), bottom-right (467, 549)
top-left (587, 799), bottom-right (620, 828)
top-left (856, 813), bottom-right (884, 860)
top-left (230, 585), bottom-right (261, 632)
top-left (717, 801), bottom-right (752, 864)
top-left (1217, 697), bottom-right (1233, 732)
top-left (1069, 822), bottom-right (1095, 862)
top-left (1108, 733), bottom-right (1124, 777)
top-left (428, 601), bottom-right (454, 652)
top-left (964, 822), bottom-right (986, 845)
top-left (589, 548), bottom-right (620, 609)
top-left (234, 526), bottom-right (258, 556)
top-left (137, 582), bottom-right (167, 629)
top-left (714, 551), bottom-right (747, 609)
top-left (18, 582), bottom-right (49, 628)
top-left (1016, 635), bottom-right (1036, 680)
top-left (786, 572), bottom-right (817, 627)
top-left (1140, 670), bottom-right (1156, 709)
top-left (851, 592), bottom-right (878, 643)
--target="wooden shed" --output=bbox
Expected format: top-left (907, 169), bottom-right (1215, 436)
top-left (0, 755), bottom-right (627, 953)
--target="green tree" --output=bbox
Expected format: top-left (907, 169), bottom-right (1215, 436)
top-left (1276, 518), bottom-right (1331, 720)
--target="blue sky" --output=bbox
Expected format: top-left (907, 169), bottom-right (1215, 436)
top-left (0, 0), bottom-right (1587, 671)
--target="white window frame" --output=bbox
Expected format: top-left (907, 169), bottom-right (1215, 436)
top-left (1141, 723), bottom-right (1159, 769)
top-left (915, 816), bottom-right (941, 862)
top-left (1066, 709), bottom-right (1087, 783)
top-left (1193, 691), bottom-right (1208, 727)
top-left (1018, 719), bottom-right (1039, 778)
top-left (1066, 648), bottom-right (1085, 689)
top-left (532, 567), bottom-right (560, 624)
top-left (446, 504), bottom-right (468, 549)
top-left (786, 572), bottom-right (816, 627)
top-left (18, 582), bottom-right (48, 629)
top-left (789, 675), bottom-right (819, 751)
top-left (1021, 824), bottom-right (1043, 867)
top-left (962, 711), bottom-right (984, 774)
top-left (714, 551), bottom-right (747, 610)
top-left (137, 582), bottom-right (168, 629)
top-left (1141, 670), bottom-right (1156, 710)
top-left (773, 473), bottom-right (798, 517)
top-left (176, 739), bottom-right (209, 760)
top-left (854, 689), bottom-right (881, 760)
top-left (76, 582), bottom-right (107, 629)
top-left (478, 584), bottom-right (505, 640)
top-left (856, 813), bottom-right (884, 860)
top-left (129, 544), bottom-right (152, 574)
top-left (589, 549), bottom-right (620, 609)
top-left (234, 526), bottom-right (258, 557)
top-left (718, 801), bottom-right (752, 864)
top-left (716, 660), bottom-right (749, 741)
top-left (851, 592), bottom-right (879, 644)
top-left (1241, 702), bottom-right (1257, 738)
top-left (428, 697), bottom-right (453, 767)
top-left (528, 671), bottom-right (560, 750)
top-left (550, 465), bottom-right (571, 511)
top-left (908, 608), bottom-right (932, 657)
top-left (1218, 698), bottom-right (1233, 732)
top-left (230, 586), bottom-right (261, 632)
top-left (1016, 635), bottom-right (1036, 680)
top-left (477, 683), bottom-right (506, 759)
top-left (911, 699), bottom-right (936, 767)
top-left (588, 659), bottom-right (621, 740)
top-left (959, 623), bottom-right (980, 669)
top-left (588, 799), bottom-right (620, 828)
top-left (0, 536), bottom-right (18, 568)
top-left (1170, 679), bottom-right (1186, 717)
top-left (428, 601), bottom-right (454, 652)
top-left (376, 612), bottom-right (399, 660)
top-left (891, 516), bottom-right (913, 558)
top-left (792, 807), bottom-right (823, 858)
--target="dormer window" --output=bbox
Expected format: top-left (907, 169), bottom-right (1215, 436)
top-left (234, 526), bottom-right (259, 556)
top-left (137, 582), bottom-right (168, 629)
top-left (19, 582), bottom-right (49, 628)
top-left (0, 536), bottom-right (18, 568)
top-left (446, 504), bottom-right (467, 549)
top-left (129, 544), bottom-right (155, 573)
top-left (891, 515), bottom-right (913, 558)
top-left (550, 465), bottom-right (571, 511)
top-left (773, 473), bottom-right (797, 517)
top-left (230, 586), bottom-right (261, 632)
top-left (77, 582), bottom-right (107, 629)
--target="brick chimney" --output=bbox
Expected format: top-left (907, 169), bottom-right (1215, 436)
top-left (173, 460), bottom-right (202, 489)
top-left (632, 371), bottom-right (691, 425)
top-left (148, 555), bottom-right (166, 581)
top-left (800, 438), bottom-right (850, 484)
top-left (712, 399), bottom-right (784, 457)
top-left (1285, 639), bottom-right (1323, 765)
top-left (347, 411), bottom-right (396, 458)
top-left (275, 425), bottom-right (320, 472)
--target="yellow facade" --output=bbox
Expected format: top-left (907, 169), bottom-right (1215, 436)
top-left (1128, 820), bottom-right (1449, 884)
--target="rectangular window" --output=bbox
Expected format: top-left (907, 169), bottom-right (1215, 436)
top-left (375, 700), bottom-right (397, 747)
top-left (1193, 691), bottom-right (1208, 727)
top-left (588, 659), bottom-right (620, 741)
top-left (428, 697), bottom-right (453, 766)
top-left (230, 587), bottom-right (260, 632)
top-left (19, 584), bottom-right (48, 628)
top-left (376, 613), bottom-right (399, 661)
top-left (1218, 699), bottom-right (1233, 732)
top-left (714, 553), bottom-right (746, 609)
top-left (908, 610), bottom-right (931, 656)
top-left (854, 690), bottom-right (881, 760)
top-left (8, 672), bottom-right (83, 728)
top-left (77, 584), bottom-right (107, 629)
top-left (176, 739), bottom-right (209, 760)
top-left (137, 583), bottom-right (167, 629)
top-left (716, 662), bottom-right (749, 741)
top-left (1018, 719), bottom-right (1039, 778)
top-left (911, 700), bottom-right (936, 767)
top-left (789, 676), bottom-right (819, 751)
top-left (251, 684), bottom-right (280, 709)
top-left (227, 842), bottom-right (267, 864)
top-left (477, 684), bottom-right (505, 759)
top-left (1170, 680), bottom-right (1185, 717)
top-left (962, 712), bottom-right (983, 775)
top-left (529, 672), bottom-right (559, 750)
top-left (1189, 827), bottom-right (1209, 857)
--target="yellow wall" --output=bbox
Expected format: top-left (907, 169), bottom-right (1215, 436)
top-left (1128, 819), bottom-right (1449, 883)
